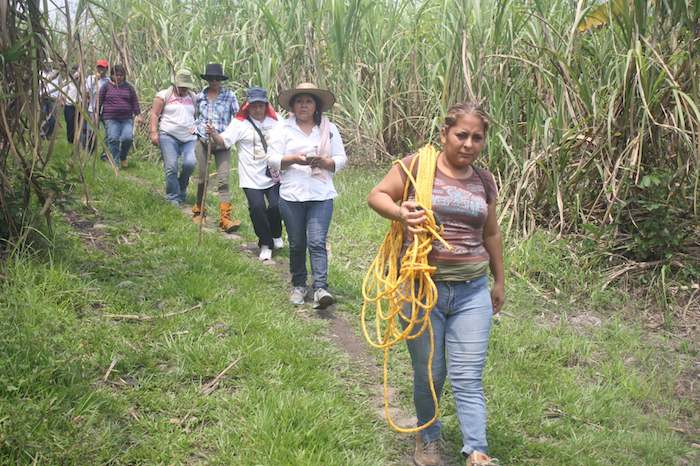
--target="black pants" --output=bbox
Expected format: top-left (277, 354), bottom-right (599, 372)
top-left (243, 184), bottom-right (282, 248)
top-left (40, 98), bottom-right (56, 138)
top-left (64, 105), bottom-right (76, 144)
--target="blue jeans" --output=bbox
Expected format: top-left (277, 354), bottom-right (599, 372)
top-left (104, 119), bottom-right (133, 164)
top-left (159, 132), bottom-right (196, 204)
top-left (278, 198), bottom-right (333, 289)
top-left (406, 276), bottom-right (493, 456)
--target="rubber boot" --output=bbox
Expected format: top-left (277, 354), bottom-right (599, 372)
top-left (218, 202), bottom-right (241, 233)
top-left (192, 204), bottom-right (206, 225)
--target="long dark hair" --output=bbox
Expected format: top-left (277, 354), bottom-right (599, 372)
top-left (112, 64), bottom-right (126, 77)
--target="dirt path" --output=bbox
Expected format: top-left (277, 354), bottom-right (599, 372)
top-left (115, 171), bottom-right (447, 465)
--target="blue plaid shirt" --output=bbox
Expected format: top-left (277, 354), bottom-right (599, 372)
top-left (194, 87), bottom-right (239, 140)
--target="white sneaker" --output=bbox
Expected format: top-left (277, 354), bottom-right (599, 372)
top-left (289, 287), bottom-right (307, 305)
top-left (258, 245), bottom-right (272, 261)
top-left (313, 288), bottom-right (335, 309)
top-left (273, 237), bottom-right (284, 249)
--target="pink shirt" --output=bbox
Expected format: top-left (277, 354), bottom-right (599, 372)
top-left (400, 154), bottom-right (498, 266)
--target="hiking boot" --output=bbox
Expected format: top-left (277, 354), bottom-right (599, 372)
top-left (313, 288), bottom-right (334, 309)
top-left (466, 451), bottom-right (499, 466)
top-left (120, 159), bottom-right (128, 169)
top-left (218, 202), bottom-right (241, 233)
top-left (258, 245), bottom-right (272, 261)
top-left (272, 237), bottom-right (284, 249)
top-left (289, 287), bottom-right (307, 305)
top-left (414, 434), bottom-right (441, 466)
top-left (192, 204), bottom-right (206, 225)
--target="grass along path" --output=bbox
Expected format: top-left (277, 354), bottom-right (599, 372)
top-left (0, 140), bottom-right (398, 464)
top-left (2, 136), bottom-right (697, 465)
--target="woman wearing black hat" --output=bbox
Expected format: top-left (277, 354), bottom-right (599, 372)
top-left (268, 83), bottom-right (347, 309)
top-left (192, 63), bottom-right (241, 232)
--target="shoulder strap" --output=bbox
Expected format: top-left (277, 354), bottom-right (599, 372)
top-left (246, 116), bottom-right (267, 153)
top-left (472, 166), bottom-right (492, 204)
top-left (162, 86), bottom-right (173, 103)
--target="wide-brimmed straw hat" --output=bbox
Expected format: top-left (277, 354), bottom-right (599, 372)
top-left (200, 63), bottom-right (229, 81)
top-left (173, 69), bottom-right (196, 89)
top-left (278, 82), bottom-right (335, 112)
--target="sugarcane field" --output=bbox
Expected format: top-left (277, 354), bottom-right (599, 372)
top-left (1, 1), bottom-right (698, 465)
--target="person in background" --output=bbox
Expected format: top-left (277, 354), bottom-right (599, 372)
top-left (268, 82), bottom-right (347, 309)
top-left (367, 102), bottom-right (504, 466)
top-left (61, 65), bottom-right (80, 144)
top-left (192, 63), bottom-right (241, 233)
top-left (82, 59), bottom-right (110, 153)
top-left (40, 66), bottom-right (60, 139)
top-left (150, 69), bottom-right (198, 206)
top-left (99, 64), bottom-right (142, 169)
top-left (207, 86), bottom-right (284, 261)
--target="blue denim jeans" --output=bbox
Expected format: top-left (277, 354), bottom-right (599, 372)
top-left (159, 132), bottom-right (196, 204)
top-left (278, 198), bottom-right (333, 289)
top-left (104, 118), bottom-right (133, 164)
top-left (406, 275), bottom-right (493, 456)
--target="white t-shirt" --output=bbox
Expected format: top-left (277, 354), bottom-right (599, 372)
top-left (41, 71), bottom-right (61, 99)
top-left (86, 74), bottom-right (109, 113)
top-left (155, 87), bottom-right (196, 142)
top-left (220, 116), bottom-right (281, 189)
top-left (63, 80), bottom-right (79, 104)
top-left (268, 117), bottom-right (347, 202)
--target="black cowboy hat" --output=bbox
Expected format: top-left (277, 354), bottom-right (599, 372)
top-left (200, 63), bottom-right (229, 81)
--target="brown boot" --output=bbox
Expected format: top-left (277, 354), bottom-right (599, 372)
top-left (218, 202), bottom-right (241, 233)
top-left (192, 204), bottom-right (206, 225)
top-left (120, 159), bottom-right (128, 169)
top-left (414, 434), bottom-right (441, 466)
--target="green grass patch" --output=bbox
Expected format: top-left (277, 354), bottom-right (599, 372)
top-left (1, 138), bottom-right (696, 465)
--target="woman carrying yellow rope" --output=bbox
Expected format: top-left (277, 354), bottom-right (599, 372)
top-left (366, 102), bottom-right (505, 466)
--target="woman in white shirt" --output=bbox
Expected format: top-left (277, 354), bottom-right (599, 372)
top-left (208, 87), bottom-right (284, 261)
top-left (149, 69), bottom-right (197, 206)
top-left (61, 65), bottom-right (80, 144)
top-left (268, 83), bottom-right (348, 309)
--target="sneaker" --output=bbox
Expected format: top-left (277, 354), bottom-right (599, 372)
top-left (467, 451), bottom-right (499, 466)
top-left (414, 434), bottom-right (441, 466)
top-left (258, 245), bottom-right (272, 261)
top-left (313, 288), bottom-right (334, 309)
top-left (272, 237), bottom-right (284, 249)
top-left (289, 287), bottom-right (307, 305)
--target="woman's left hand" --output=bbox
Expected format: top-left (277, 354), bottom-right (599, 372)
top-left (491, 282), bottom-right (505, 314)
top-left (310, 156), bottom-right (335, 171)
top-left (134, 115), bottom-right (144, 125)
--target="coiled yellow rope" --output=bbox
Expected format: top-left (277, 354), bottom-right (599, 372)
top-left (361, 144), bottom-right (451, 433)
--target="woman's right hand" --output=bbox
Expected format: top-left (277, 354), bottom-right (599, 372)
top-left (291, 153), bottom-right (310, 165)
top-left (397, 200), bottom-right (427, 234)
top-left (150, 132), bottom-right (159, 146)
